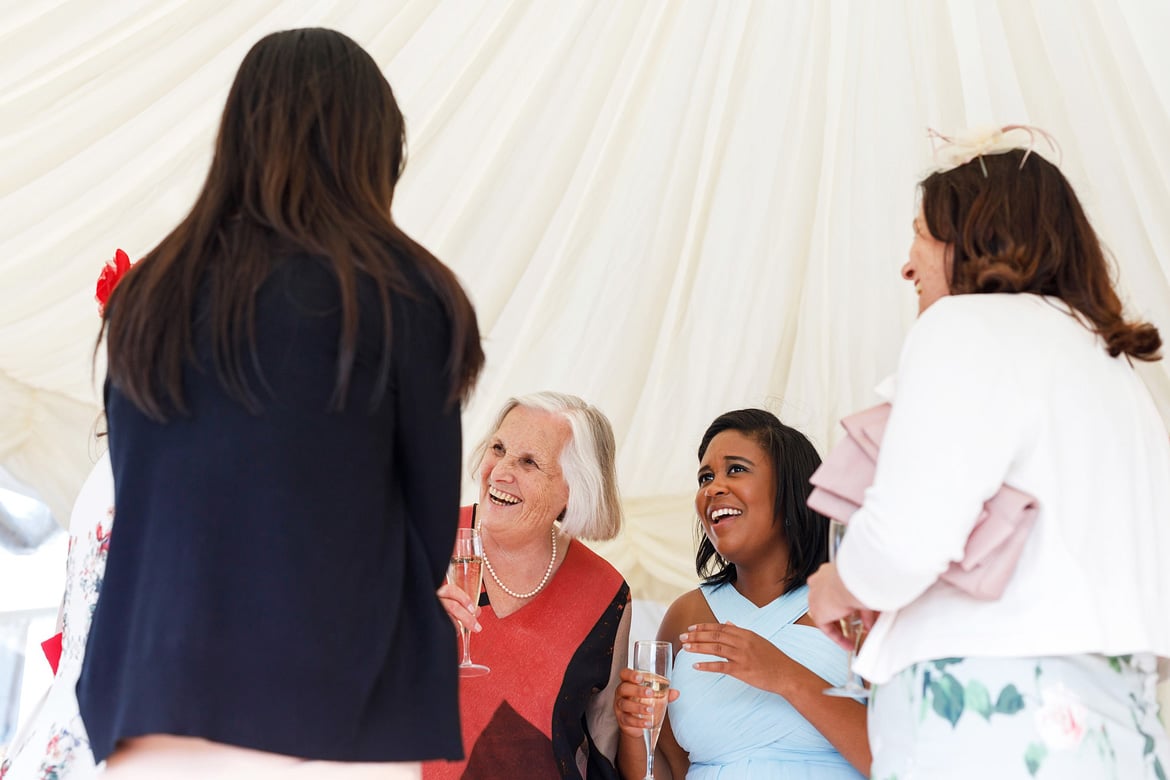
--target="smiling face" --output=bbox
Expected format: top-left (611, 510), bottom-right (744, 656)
top-left (902, 204), bottom-right (952, 315)
top-left (477, 405), bottom-right (571, 538)
top-left (695, 429), bottom-right (782, 565)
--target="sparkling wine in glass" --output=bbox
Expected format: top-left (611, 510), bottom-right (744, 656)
top-left (823, 519), bottom-right (869, 698)
top-left (632, 640), bottom-right (673, 779)
top-left (448, 528), bottom-right (490, 677)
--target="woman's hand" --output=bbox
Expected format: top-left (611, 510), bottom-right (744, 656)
top-left (437, 581), bottom-right (481, 633)
top-left (807, 562), bottom-right (878, 651)
top-left (613, 667), bottom-right (679, 741)
top-left (680, 622), bottom-right (801, 696)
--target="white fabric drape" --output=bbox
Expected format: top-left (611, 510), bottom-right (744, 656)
top-left (3, 0), bottom-right (1169, 610)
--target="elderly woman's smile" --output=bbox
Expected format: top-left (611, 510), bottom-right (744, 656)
top-left (477, 404), bottom-right (571, 533)
top-left (487, 485), bottom-right (521, 506)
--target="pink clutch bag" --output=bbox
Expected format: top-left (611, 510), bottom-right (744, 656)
top-left (808, 403), bottom-right (1038, 600)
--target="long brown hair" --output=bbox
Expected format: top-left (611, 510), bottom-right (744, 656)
top-left (920, 148), bottom-right (1161, 361)
top-left (100, 28), bottom-right (483, 420)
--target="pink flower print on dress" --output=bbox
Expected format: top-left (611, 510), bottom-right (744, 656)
top-left (95, 521), bottom-right (111, 555)
top-left (1033, 683), bottom-right (1088, 750)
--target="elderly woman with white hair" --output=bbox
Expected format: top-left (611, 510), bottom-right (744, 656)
top-left (425, 392), bottom-right (630, 780)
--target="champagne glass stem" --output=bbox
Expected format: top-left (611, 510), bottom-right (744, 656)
top-left (459, 622), bottom-right (473, 667)
top-left (642, 727), bottom-right (655, 779)
top-left (848, 620), bottom-right (864, 687)
top-left (825, 617), bottom-right (868, 697)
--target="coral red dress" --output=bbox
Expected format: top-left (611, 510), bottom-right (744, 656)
top-left (424, 506), bottom-right (630, 779)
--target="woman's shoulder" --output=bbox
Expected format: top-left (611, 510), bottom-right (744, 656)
top-left (566, 538), bottom-right (627, 590)
top-left (917, 293), bottom-right (1056, 331)
top-left (909, 294), bottom-right (1088, 369)
top-left (658, 589), bottom-right (715, 650)
top-left (669, 588), bottom-right (713, 618)
top-left (901, 294), bottom-right (1032, 368)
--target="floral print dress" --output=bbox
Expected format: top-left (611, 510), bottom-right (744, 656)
top-left (868, 653), bottom-right (1169, 780)
top-left (0, 453), bottom-right (113, 780)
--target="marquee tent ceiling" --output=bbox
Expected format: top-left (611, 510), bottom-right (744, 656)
top-left (2, 0), bottom-right (1169, 602)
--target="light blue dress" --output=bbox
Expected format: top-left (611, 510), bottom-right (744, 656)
top-left (668, 583), bottom-right (864, 779)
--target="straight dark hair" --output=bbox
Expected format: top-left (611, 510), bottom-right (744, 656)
top-left (694, 409), bottom-right (829, 590)
top-left (100, 28), bottom-right (483, 420)
top-left (920, 148), bottom-right (1160, 361)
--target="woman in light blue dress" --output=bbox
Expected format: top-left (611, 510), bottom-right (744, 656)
top-left (614, 410), bottom-right (869, 778)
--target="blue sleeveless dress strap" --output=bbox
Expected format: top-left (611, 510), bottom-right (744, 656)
top-left (667, 583), bottom-right (864, 779)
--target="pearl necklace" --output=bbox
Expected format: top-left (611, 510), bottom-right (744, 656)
top-left (482, 525), bottom-right (558, 599)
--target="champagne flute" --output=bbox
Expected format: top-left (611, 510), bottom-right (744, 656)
top-left (632, 640), bottom-right (672, 780)
top-left (823, 519), bottom-right (869, 698)
top-left (448, 528), bottom-right (490, 677)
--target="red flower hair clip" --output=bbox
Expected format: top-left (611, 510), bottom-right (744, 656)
top-left (95, 248), bottom-right (132, 315)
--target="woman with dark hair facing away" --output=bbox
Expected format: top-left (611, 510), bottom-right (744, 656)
top-left (77, 28), bottom-right (483, 779)
top-left (809, 128), bottom-right (1170, 779)
top-left (613, 410), bottom-right (869, 778)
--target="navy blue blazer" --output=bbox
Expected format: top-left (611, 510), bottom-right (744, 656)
top-left (78, 251), bottom-right (464, 762)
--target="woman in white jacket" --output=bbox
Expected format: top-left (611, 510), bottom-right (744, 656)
top-left (808, 129), bottom-right (1170, 779)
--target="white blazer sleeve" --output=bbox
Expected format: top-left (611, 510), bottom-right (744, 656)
top-left (836, 297), bottom-right (1035, 611)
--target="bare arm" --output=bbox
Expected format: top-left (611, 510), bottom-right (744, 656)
top-left (775, 652), bottom-right (870, 775)
top-left (615, 591), bottom-right (711, 778)
top-left (654, 699), bottom-right (688, 780)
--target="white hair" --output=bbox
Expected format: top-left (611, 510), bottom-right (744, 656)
top-left (471, 391), bottom-right (623, 541)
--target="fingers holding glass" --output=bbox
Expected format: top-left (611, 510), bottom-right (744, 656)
top-left (632, 640), bottom-right (673, 779)
top-left (824, 520), bottom-right (868, 698)
top-left (448, 528), bottom-right (490, 677)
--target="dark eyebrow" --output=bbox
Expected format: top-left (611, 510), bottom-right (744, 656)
top-left (724, 455), bottom-right (756, 467)
top-left (697, 454), bottom-right (755, 477)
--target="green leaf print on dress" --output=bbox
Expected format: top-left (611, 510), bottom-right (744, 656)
top-left (915, 661), bottom-right (1100, 776)
top-left (930, 673), bottom-right (965, 727)
top-left (964, 679), bottom-right (992, 720)
top-left (995, 683), bottom-right (1025, 715)
top-left (918, 659), bottom-right (1025, 729)
top-left (871, 655), bottom-right (1169, 779)
top-left (1024, 741), bottom-right (1048, 776)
